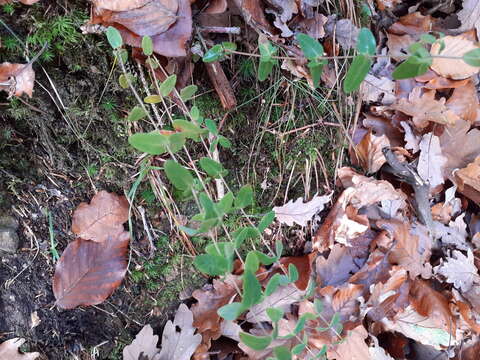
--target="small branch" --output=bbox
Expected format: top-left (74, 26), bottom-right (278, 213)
top-left (199, 26), bottom-right (241, 35)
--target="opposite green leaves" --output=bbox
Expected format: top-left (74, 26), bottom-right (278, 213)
top-left (258, 36), bottom-right (278, 81)
top-left (296, 33), bottom-right (326, 88)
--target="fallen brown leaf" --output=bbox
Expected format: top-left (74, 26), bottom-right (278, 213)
top-left (71, 190), bottom-right (129, 243)
top-left (0, 338), bottom-right (39, 360)
top-left (0, 63), bottom-right (35, 97)
top-left (455, 155), bottom-right (480, 204)
top-left (354, 130), bottom-right (390, 173)
top-left (52, 231), bottom-right (129, 309)
top-left (123, 324), bottom-right (160, 360)
top-left (446, 80), bottom-right (480, 123)
top-left (430, 35), bottom-right (480, 79)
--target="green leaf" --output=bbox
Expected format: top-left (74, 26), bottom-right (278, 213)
top-left (314, 298), bottom-right (324, 314)
top-left (180, 85), bottom-right (198, 101)
top-left (205, 242), bottom-right (234, 272)
top-left (222, 41), bottom-right (237, 51)
top-left (128, 131), bottom-right (169, 155)
top-left (119, 73), bottom-right (135, 89)
top-left (258, 59), bottom-right (275, 81)
top-left (168, 133), bottom-right (186, 153)
top-left (242, 270), bottom-right (263, 308)
top-left (288, 264), bottom-right (299, 283)
top-left (233, 226), bottom-right (259, 248)
top-left (420, 33), bottom-right (436, 44)
top-left (392, 55), bottom-right (430, 80)
top-left (293, 313), bottom-right (317, 334)
top-left (194, 254), bottom-right (229, 276)
top-left (141, 35), bottom-right (153, 56)
top-left (144, 95), bottom-right (162, 104)
top-left (252, 251), bottom-right (276, 266)
top-left (308, 60), bottom-right (325, 89)
top-left (106, 26), bottom-right (122, 49)
top-left (127, 106), bottom-right (147, 122)
top-left (164, 160), bottom-right (193, 191)
top-left (199, 157), bottom-right (226, 178)
top-left (239, 332), bottom-right (272, 351)
top-left (218, 136), bottom-right (232, 148)
top-left (265, 274), bottom-right (290, 296)
top-left (245, 252), bottom-right (260, 273)
top-left (199, 192), bottom-right (220, 221)
top-left (217, 192), bottom-right (234, 214)
top-left (218, 302), bottom-right (245, 321)
top-left (296, 33), bottom-right (324, 60)
top-left (463, 48), bottom-right (480, 67)
top-left (275, 240), bottom-right (284, 258)
top-left (190, 106), bottom-right (200, 121)
top-left (259, 38), bottom-right (277, 59)
top-left (118, 48), bottom-right (128, 63)
top-left (292, 343), bottom-right (306, 355)
top-left (343, 54), bottom-right (372, 93)
top-left (160, 75), bottom-right (177, 97)
top-left (205, 118), bottom-right (218, 135)
top-left (357, 28), bottom-right (376, 55)
top-left (179, 226), bottom-right (198, 236)
top-left (235, 185), bottom-right (253, 209)
top-left (172, 119), bottom-right (206, 141)
top-left (258, 211), bottom-right (275, 233)
top-left (203, 44), bottom-right (224, 63)
top-left (266, 307), bottom-right (284, 322)
top-left (273, 346), bottom-right (292, 360)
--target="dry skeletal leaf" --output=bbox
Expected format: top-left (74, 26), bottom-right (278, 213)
top-left (392, 87), bottom-right (460, 128)
top-left (246, 283), bottom-right (304, 322)
top-left (0, 63), bottom-right (35, 97)
top-left (417, 133), bottom-right (447, 189)
top-left (435, 250), bottom-right (480, 292)
top-left (123, 324), bottom-right (160, 360)
top-left (433, 214), bottom-right (468, 250)
top-left (71, 190), bottom-right (129, 243)
top-left (52, 231), bottom-right (129, 309)
top-left (273, 193), bottom-right (332, 226)
top-left (191, 279), bottom-right (236, 335)
top-left (455, 0), bottom-right (480, 39)
top-left (446, 80), bottom-right (480, 123)
top-left (0, 338), bottom-right (39, 360)
top-left (439, 119), bottom-right (480, 179)
top-left (265, 0), bottom-right (298, 37)
top-left (401, 121), bottom-right (420, 153)
top-left (430, 35), bottom-right (480, 80)
top-left (157, 303), bottom-right (202, 360)
top-left (455, 155), bottom-right (480, 204)
top-left (354, 131), bottom-right (390, 173)
top-left (360, 74), bottom-right (396, 105)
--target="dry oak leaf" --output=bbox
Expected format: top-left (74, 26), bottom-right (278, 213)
top-left (53, 231), bottom-right (129, 309)
top-left (433, 214), bottom-right (468, 250)
top-left (392, 87), bottom-right (460, 128)
top-left (273, 193), bottom-right (332, 226)
top-left (434, 249), bottom-right (480, 292)
top-left (123, 324), bottom-right (160, 360)
top-left (0, 63), bottom-right (35, 97)
top-left (0, 338), bottom-right (39, 360)
top-left (354, 130), bottom-right (390, 173)
top-left (389, 12), bottom-right (435, 36)
top-left (327, 325), bottom-right (371, 360)
top-left (265, 0), bottom-right (298, 37)
top-left (157, 303), bottom-right (202, 360)
top-left (360, 74), bottom-right (396, 105)
top-left (71, 190), bottom-right (129, 243)
top-left (439, 119), bottom-right (480, 179)
top-left (191, 279), bottom-right (236, 335)
top-left (455, 155), bottom-right (480, 204)
top-left (430, 35), bottom-right (480, 79)
top-left (446, 80), bottom-right (480, 123)
top-left (377, 219), bottom-right (432, 279)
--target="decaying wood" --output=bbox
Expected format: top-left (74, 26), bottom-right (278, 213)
top-left (205, 61), bottom-right (237, 110)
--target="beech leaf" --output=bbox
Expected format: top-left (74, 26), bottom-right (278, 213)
top-left (0, 338), bottom-right (39, 360)
top-left (53, 232), bottom-right (130, 309)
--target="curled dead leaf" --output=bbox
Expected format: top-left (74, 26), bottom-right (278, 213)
top-left (0, 63), bottom-right (35, 97)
